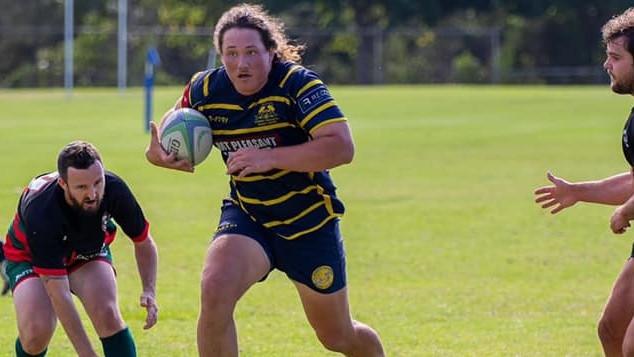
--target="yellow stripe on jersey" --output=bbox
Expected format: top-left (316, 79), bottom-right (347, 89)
top-left (314, 181), bottom-right (336, 215)
top-left (229, 197), bottom-right (261, 223)
top-left (279, 215), bottom-right (341, 240)
top-left (236, 185), bottom-right (319, 206)
top-left (309, 118), bottom-right (347, 134)
top-left (248, 96), bottom-right (291, 109)
top-left (230, 195), bottom-right (341, 241)
top-left (202, 73), bottom-right (210, 97)
top-left (187, 72), bottom-right (204, 106)
top-left (323, 194), bottom-right (336, 215)
top-left (299, 102), bottom-right (337, 127)
top-left (297, 79), bottom-right (323, 96)
top-left (213, 122), bottom-right (298, 136)
top-left (263, 201), bottom-right (325, 228)
top-left (198, 103), bottom-right (243, 111)
top-left (279, 65), bottom-right (302, 88)
top-left (191, 71), bottom-right (204, 81)
top-left (231, 170), bottom-right (293, 182)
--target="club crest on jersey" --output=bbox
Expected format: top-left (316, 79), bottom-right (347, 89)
top-left (311, 265), bottom-right (334, 290)
top-left (254, 103), bottom-right (279, 126)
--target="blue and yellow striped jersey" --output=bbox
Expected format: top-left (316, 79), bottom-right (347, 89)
top-left (182, 61), bottom-right (347, 240)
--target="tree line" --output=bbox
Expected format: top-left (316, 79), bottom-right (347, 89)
top-left (1, 0), bottom-right (632, 87)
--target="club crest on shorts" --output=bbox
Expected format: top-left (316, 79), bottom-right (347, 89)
top-left (311, 265), bottom-right (334, 290)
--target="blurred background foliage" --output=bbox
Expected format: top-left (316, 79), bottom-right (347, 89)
top-left (0, 0), bottom-right (631, 87)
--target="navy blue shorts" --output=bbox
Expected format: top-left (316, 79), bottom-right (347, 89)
top-left (214, 199), bottom-right (347, 294)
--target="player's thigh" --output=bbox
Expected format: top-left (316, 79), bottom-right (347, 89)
top-left (69, 259), bottom-right (124, 335)
top-left (13, 276), bottom-right (56, 337)
top-left (69, 259), bottom-right (118, 304)
top-left (205, 200), bottom-right (272, 299)
top-left (274, 219), bottom-right (347, 294)
top-left (603, 259), bottom-right (634, 328)
top-left (204, 233), bottom-right (270, 299)
top-left (293, 282), bottom-right (354, 334)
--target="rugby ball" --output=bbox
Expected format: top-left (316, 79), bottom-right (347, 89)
top-left (159, 108), bottom-right (213, 166)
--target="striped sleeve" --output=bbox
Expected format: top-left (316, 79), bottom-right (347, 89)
top-left (288, 67), bottom-right (346, 134)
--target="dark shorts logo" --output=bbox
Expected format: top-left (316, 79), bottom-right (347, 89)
top-left (311, 265), bottom-right (334, 290)
top-left (215, 223), bottom-right (238, 234)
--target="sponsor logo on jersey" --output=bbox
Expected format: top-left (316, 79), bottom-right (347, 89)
top-left (74, 244), bottom-right (108, 261)
top-left (210, 115), bottom-right (229, 124)
top-left (311, 265), bottom-right (334, 290)
top-left (216, 136), bottom-right (279, 154)
top-left (298, 86), bottom-right (332, 114)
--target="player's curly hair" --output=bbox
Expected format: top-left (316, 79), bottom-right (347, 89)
top-left (602, 7), bottom-right (634, 56)
top-left (213, 3), bottom-right (305, 63)
top-left (57, 141), bottom-right (102, 181)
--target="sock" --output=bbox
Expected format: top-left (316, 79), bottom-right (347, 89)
top-left (15, 338), bottom-right (47, 357)
top-left (100, 326), bottom-right (137, 357)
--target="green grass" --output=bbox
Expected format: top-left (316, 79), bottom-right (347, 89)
top-left (0, 85), bottom-right (631, 356)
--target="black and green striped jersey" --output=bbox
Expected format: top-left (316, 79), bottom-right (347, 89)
top-left (4, 171), bottom-right (149, 275)
top-left (181, 61), bottom-right (347, 240)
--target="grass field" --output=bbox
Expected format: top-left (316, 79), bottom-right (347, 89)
top-left (0, 85), bottom-right (632, 356)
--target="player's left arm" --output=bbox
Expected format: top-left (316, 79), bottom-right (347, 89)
top-left (133, 233), bottom-right (159, 329)
top-left (109, 177), bottom-right (159, 329)
top-left (227, 121), bottom-right (354, 177)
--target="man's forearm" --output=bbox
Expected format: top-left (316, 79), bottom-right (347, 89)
top-left (574, 172), bottom-right (634, 205)
top-left (42, 276), bottom-right (95, 355)
top-left (135, 237), bottom-right (158, 294)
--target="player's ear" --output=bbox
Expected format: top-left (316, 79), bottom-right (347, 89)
top-left (57, 177), bottom-right (68, 191)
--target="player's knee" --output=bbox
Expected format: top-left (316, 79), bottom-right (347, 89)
top-left (597, 315), bottom-right (621, 346)
top-left (19, 329), bottom-right (53, 354)
top-left (91, 303), bottom-right (125, 334)
top-left (314, 327), bottom-right (351, 353)
top-left (316, 320), bottom-right (384, 355)
top-left (317, 334), bottom-right (347, 353)
top-left (199, 269), bottom-right (237, 311)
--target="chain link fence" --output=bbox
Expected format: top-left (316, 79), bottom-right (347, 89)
top-left (1, 25), bottom-right (608, 88)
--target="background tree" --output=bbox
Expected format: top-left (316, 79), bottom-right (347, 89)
top-left (2, 0), bottom-right (634, 87)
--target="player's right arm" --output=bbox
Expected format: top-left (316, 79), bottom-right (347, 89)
top-left (145, 98), bottom-right (193, 172)
top-left (146, 71), bottom-right (210, 172)
top-left (534, 171), bottom-right (634, 214)
top-left (41, 275), bottom-right (99, 357)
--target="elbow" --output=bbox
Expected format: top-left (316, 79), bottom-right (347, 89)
top-left (338, 140), bottom-right (355, 165)
top-left (342, 144), bottom-right (354, 164)
top-left (339, 125), bottom-right (355, 165)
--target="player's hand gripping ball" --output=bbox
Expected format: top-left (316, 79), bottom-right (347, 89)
top-left (159, 108), bottom-right (213, 166)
